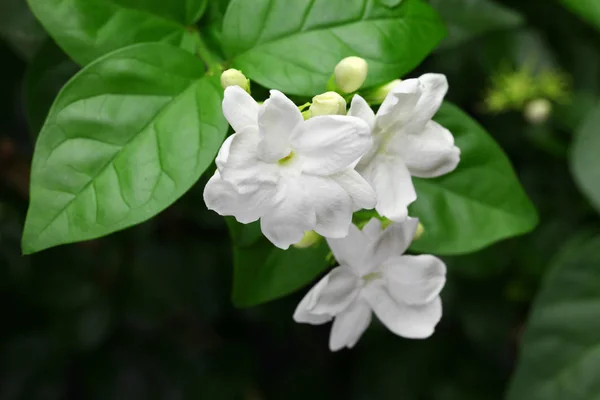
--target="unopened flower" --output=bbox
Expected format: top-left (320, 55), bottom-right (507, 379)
top-left (335, 56), bottom-right (368, 93)
top-left (524, 98), bottom-right (552, 124)
top-left (349, 74), bottom-right (461, 221)
top-left (310, 92), bottom-right (346, 117)
top-left (220, 69), bottom-right (251, 93)
top-left (204, 86), bottom-right (376, 249)
top-left (294, 218), bottom-right (446, 351)
top-left (363, 79), bottom-right (402, 105)
top-left (293, 231), bottom-right (322, 248)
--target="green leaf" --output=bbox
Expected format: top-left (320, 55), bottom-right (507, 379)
top-left (222, 0), bottom-right (445, 96)
top-left (561, 0), bottom-right (600, 32)
top-left (409, 103), bottom-right (538, 255)
top-left (570, 104), bottom-right (600, 215)
top-left (27, 0), bottom-right (209, 65)
top-left (429, 0), bottom-right (523, 51)
top-left (25, 39), bottom-right (79, 136)
top-left (229, 222), bottom-right (330, 308)
top-left (506, 233), bottom-right (600, 400)
top-left (0, 0), bottom-right (46, 60)
top-left (22, 43), bottom-right (228, 254)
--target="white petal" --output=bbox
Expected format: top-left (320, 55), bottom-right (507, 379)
top-left (370, 217), bottom-right (419, 264)
top-left (329, 299), bottom-right (372, 351)
top-left (257, 90), bottom-right (301, 162)
top-left (407, 73), bottom-right (448, 130)
top-left (363, 282), bottom-right (442, 339)
top-left (358, 154), bottom-right (416, 222)
top-left (389, 121), bottom-right (460, 178)
top-left (361, 218), bottom-right (382, 241)
top-left (290, 115), bottom-right (371, 176)
top-left (215, 135), bottom-right (234, 171)
top-left (260, 177), bottom-right (316, 249)
top-left (219, 129), bottom-right (279, 193)
top-left (382, 255), bottom-right (446, 305)
top-left (348, 95), bottom-right (376, 131)
top-left (310, 266), bottom-right (360, 315)
top-left (302, 175), bottom-right (354, 238)
top-left (294, 274), bottom-right (334, 325)
top-left (331, 168), bottom-right (377, 210)
top-left (222, 86), bottom-right (259, 132)
top-left (326, 225), bottom-right (372, 276)
top-left (375, 79), bottom-right (422, 131)
top-left (203, 171), bottom-right (272, 223)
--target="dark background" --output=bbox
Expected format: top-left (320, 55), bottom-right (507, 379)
top-left (1, 0), bottom-right (599, 398)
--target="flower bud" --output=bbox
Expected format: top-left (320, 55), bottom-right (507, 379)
top-left (220, 69), bottom-right (250, 93)
top-left (414, 222), bottom-right (425, 240)
top-left (334, 56), bottom-right (368, 93)
top-left (363, 79), bottom-right (402, 105)
top-left (524, 98), bottom-right (552, 124)
top-left (309, 91), bottom-right (347, 117)
top-left (293, 231), bottom-right (322, 249)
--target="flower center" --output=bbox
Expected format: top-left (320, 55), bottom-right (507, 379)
top-left (362, 272), bottom-right (381, 282)
top-left (278, 151), bottom-right (295, 165)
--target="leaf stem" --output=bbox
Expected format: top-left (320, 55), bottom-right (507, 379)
top-left (194, 31), bottom-right (223, 75)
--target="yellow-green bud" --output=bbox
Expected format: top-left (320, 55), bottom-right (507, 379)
top-left (414, 222), bottom-right (425, 240)
top-left (293, 231), bottom-right (322, 249)
top-left (524, 98), bottom-right (552, 124)
top-left (220, 69), bottom-right (250, 93)
top-left (364, 79), bottom-right (402, 105)
top-left (334, 56), bottom-right (368, 93)
top-left (309, 91), bottom-right (347, 116)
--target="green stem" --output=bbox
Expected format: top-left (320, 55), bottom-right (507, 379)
top-left (194, 32), bottom-right (223, 75)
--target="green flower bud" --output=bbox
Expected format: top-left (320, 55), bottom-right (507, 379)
top-left (220, 69), bottom-right (250, 93)
top-left (414, 222), bottom-right (425, 240)
top-left (309, 91), bottom-right (347, 116)
top-left (363, 79), bottom-right (402, 105)
top-left (334, 56), bottom-right (368, 93)
top-left (524, 98), bottom-right (552, 124)
top-left (293, 231), bottom-right (322, 249)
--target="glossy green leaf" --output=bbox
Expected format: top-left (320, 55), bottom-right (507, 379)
top-left (25, 39), bottom-right (79, 136)
top-left (0, 0), bottom-right (46, 60)
top-left (561, 0), bottom-right (600, 32)
top-left (430, 0), bottom-right (523, 51)
top-left (409, 103), bottom-right (538, 255)
top-left (570, 104), bottom-right (600, 214)
top-left (507, 233), bottom-right (600, 400)
top-left (229, 222), bottom-right (330, 308)
top-left (22, 43), bottom-right (228, 254)
top-left (27, 0), bottom-right (209, 65)
top-left (222, 0), bottom-right (445, 96)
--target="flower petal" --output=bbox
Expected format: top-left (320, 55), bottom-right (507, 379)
top-left (389, 121), bottom-right (460, 178)
top-left (363, 282), bottom-right (442, 339)
top-left (290, 115), bottom-right (371, 176)
top-left (358, 154), bottom-right (416, 222)
top-left (215, 135), bottom-right (234, 171)
top-left (219, 128), bottom-right (279, 193)
top-left (203, 171), bottom-right (272, 223)
top-left (370, 217), bottom-right (419, 263)
top-left (331, 169), bottom-right (377, 211)
top-left (406, 73), bottom-right (448, 131)
top-left (361, 218), bottom-right (382, 241)
top-left (222, 86), bottom-right (259, 132)
top-left (260, 177), bottom-right (316, 249)
top-left (348, 95), bottom-right (376, 131)
top-left (326, 224), bottom-right (372, 276)
top-left (375, 79), bottom-right (422, 131)
top-left (329, 299), bottom-right (372, 351)
top-left (310, 266), bottom-right (360, 315)
top-left (302, 175), bottom-right (354, 238)
top-left (257, 90), bottom-right (301, 162)
top-left (382, 255), bottom-right (446, 305)
top-left (294, 274), bottom-right (334, 325)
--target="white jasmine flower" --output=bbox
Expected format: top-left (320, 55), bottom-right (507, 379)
top-left (349, 74), bottom-right (461, 221)
top-left (294, 218), bottom-right (446, 351)
top-left (204, 86), bottom-right (376, 249)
